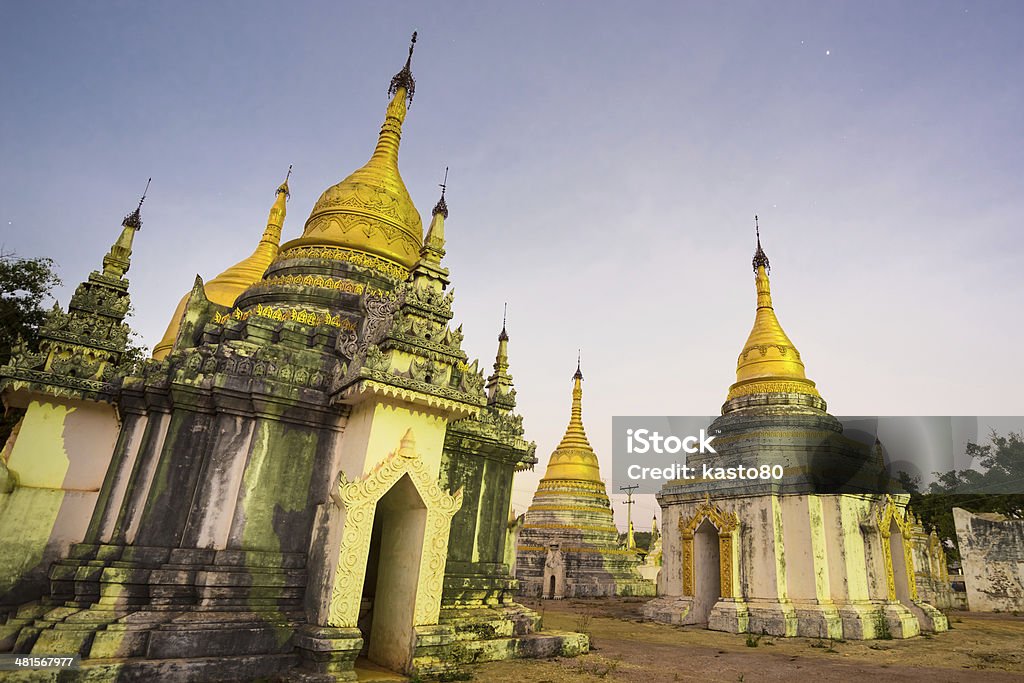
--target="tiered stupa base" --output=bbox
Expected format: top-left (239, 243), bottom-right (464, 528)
top-left (644, 485), bottom-right (950, 640)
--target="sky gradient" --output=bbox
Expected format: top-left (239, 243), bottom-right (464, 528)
top-left (3, 1), bottom-right (1023, 527)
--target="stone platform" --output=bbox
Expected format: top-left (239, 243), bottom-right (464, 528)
top-left (0, 542), bottom-right (587, 682)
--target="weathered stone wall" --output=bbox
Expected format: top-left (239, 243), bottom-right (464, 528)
top-left (0, 394), bottom-right (120, 610)
top-left (953, 507), bottom-right (1024, 612)
top-left (909, 518), bottom-right (956, 610)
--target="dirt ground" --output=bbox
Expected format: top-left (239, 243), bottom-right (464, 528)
top-left (468, 598), bottom-right (1024, 683)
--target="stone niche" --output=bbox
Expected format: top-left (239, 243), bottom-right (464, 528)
top-left (953, 507), bottom-right (1024, 612)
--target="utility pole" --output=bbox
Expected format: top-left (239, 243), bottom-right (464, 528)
top-left (620, 484), bottom-right (638, 549)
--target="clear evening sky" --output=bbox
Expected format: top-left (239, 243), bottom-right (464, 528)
top-left (2, 2), bottom-right (1022, 528)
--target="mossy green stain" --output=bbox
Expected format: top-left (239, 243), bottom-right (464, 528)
top-left (237, 421), bottom-right (318, 553)
top-left (0, 487), bottom-right (65, 600)
top-left (137, 412), bottom-right (184, 524)
top-left (235, 420), bottom-right (318, 648)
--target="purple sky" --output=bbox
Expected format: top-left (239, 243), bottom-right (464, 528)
top-left (3, 1), bottom-right (1023, 527)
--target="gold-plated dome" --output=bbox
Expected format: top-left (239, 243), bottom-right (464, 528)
top-left (283, 37), bottom-right (423, 270)
top-left (727, 223), bottom-right (819, 400)
top-left (541, 361), bottom-right (604, 483)
top-left (152, 174), bottom-right (289, 359)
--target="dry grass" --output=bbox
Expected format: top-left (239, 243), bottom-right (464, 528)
top-left (470, 599), bottom-right (1024, 683)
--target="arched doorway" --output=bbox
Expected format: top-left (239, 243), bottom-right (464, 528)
top-left (692, 518), bottom-right (722, 624)
top-left (326, 429), bottom-right (465, 675)
top-left (680, 497), bottom-right (740, 616)
top-left (888, 518), bottom-right (911, 603)
top-left (362, 474), bottom-right (427, 672)
top-left (875, 496), bottom-right (919, 604)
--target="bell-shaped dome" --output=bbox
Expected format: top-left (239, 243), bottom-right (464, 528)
top-left (152, 175), bottom-right (289, 360)
top-left (283, 38), bottom-right (423, 270)
top-left (727, 224), bottom-right (819, 401)
top-left (541, 362), bottom-right (604, 484)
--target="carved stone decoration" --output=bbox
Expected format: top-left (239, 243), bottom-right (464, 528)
top-left (327, 430), bottom-right (463, 629)
top-left (335, 328), bottom-right (359, 360)
top-left (873, 495), bottom-right (919, 602)
top-left (679, 497), bottom-right (741, 598)
top-left (359, 290), bottom-right (403, 353)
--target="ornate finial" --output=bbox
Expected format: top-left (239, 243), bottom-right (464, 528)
top-left (122, 177), bottom-right (150, 230)
top-left (432, 166), bottom-right (449, 218)
top-left (573, 350), bottom-right (584, 381)
top-left (498, 302), bottom-right (508, 341)
top-left (752, 214), bottom-right (770, 274)
top-left (277, 164), bottom-right (292, 198)
top-left (389, 31), bottom-right (417, 104)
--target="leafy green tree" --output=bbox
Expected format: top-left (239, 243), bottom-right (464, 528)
top-left (0, 251), bottom-right (149, 445)
top-left (902, 431), bottom-right (1024, 560)
top-left (617, 530), bottom-right (653, 551)
top-left (0, 251), bottom-right (62, 366)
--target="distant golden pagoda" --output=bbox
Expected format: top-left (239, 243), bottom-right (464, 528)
top-left (151, 171), bottom-right (290, 359)
top-left (516, 360), bottom-right (654, 598)
top-left (539, 362), bottom-right (603, 483)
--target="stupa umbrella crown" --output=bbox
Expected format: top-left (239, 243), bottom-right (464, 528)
top-left (541, 357), bottom-right (603, 483)
top-left (727, 217), bottom-right (819, 401)
top-left (286, 32), bottom-right (423, 271)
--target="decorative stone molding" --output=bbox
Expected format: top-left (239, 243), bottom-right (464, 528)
top-left (328, 430), bottom-right (463, 629)
top-left (873, 495), bottom-right (919, 601)
top-left (679, 497), bottom-right (741, 598)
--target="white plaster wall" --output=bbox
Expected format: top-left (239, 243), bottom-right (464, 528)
top-left (954, 507), bottom-right (1024, 612)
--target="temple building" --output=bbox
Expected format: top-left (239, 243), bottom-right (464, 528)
top-left (0, 197), bottom-right (143, 609)
top-left (908, 512), bottom-right (956, 610)
top-left (516, 363), bottom-right (654, 599)
top-left (638, 515), bottom-right (663, 584)
top-left (0, 35), bottom-right (586, 681)
top-left (643, 223), bottom-right (949, 639)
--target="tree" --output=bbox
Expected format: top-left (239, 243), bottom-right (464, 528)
top-left (0, 251), bottom-right (62, 367)
top-left (120, 306), bottom-right (150, 375)
top-left (1, 250), bottom-right (149, 446)
top-left (902, 430), bottom-right (1024, 560)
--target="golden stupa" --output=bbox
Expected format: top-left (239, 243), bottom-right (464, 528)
top-left (727, 218), bottom-right (819, 400)
top-left (516, 360), bottom-right (654, 598)
top-left (283, 40), bottom-right (423, 270)
top-left (151, 172), bottom-right (290, 359)
top-left (539, 362), bottom-right (603, 483)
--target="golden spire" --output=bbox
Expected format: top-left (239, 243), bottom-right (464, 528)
top-left (287, 32), bottom-right (423, 271)
top-left (541, 355), bottom-right (604, 483)
top-left (486, 304), bottom-right (515, 409)
top-left (102, 178), bottom-right (149, 279)
top-left (152, 170), bottom-right (290, 359)
top-left (727, 217), bottom-right (819, 401)
top-left (422, 167), bottom-right (448, 261)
